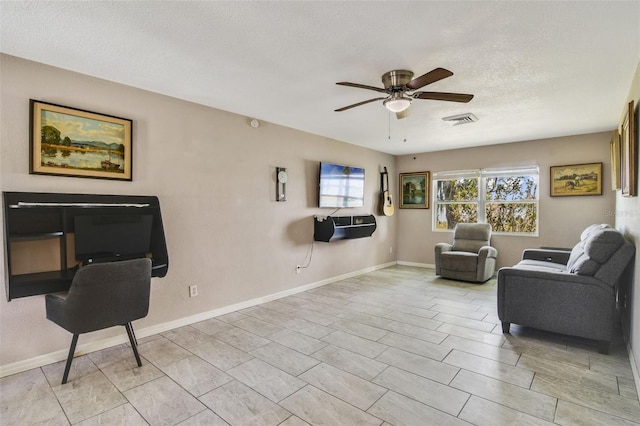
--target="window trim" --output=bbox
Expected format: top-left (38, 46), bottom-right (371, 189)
top-left (432, 166), bottom-right (539, 236)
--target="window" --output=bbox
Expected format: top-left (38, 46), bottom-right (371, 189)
top-left (433, 167), bottom-right (539, 235)
top-left (434, 170), bottom-right (479, 229)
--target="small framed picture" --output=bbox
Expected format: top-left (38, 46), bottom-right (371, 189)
top-left (399, 171), bottom-right (430, 208)
top-left (620, 100), bottom-right (636, 197)
top-left (610, 129), bottom-right (621, 191)
top-left (550, 162), bottom-right (603, 197)
top-left (30, 100), bottom-right (132, 181)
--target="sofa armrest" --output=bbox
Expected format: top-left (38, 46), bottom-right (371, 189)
top-left (434, 243), bottom-right (453, 274)
top-left (521, 249), bottom-right (571, 265)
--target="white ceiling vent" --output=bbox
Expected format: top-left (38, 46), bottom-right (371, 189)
top-left (442, 113), bottom-right (478, 126)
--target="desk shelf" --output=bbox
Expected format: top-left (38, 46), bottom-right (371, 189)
top-left (9, 232), bottom-right (64, 241)
top-left (3, 192), bottom-right (169, 300)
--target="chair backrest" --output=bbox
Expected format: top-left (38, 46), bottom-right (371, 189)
top-left (451, 223), bottom-right (492, 253)
top-left (63, 258), bottom-right (152, 334)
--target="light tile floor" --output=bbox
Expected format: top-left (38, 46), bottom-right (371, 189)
top-left (2, 266), bottom-right (639, 425)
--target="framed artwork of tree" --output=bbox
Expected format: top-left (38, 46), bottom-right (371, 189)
top-left (399, 171), bottom-right (430, 209)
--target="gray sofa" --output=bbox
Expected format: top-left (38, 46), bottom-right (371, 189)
top-left (435, 223), bottom-right (497, 283)
top-left (497, 224), bottom-right (635, 354)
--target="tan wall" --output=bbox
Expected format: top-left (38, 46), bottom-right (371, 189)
top-left (0, 54), bottom-right (397, 368)
top-left (396, 133), bottom-right (616, 269)
top-left (615, 59), bottom-right (640, 379)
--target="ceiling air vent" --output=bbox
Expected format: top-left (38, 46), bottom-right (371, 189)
top-left (442, 113), bottom-right (478, 126)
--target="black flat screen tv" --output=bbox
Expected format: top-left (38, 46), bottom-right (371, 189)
top-left (74, 214), bottom-right (153, 262)
top-left (318, 161), bottom-right (365, 208)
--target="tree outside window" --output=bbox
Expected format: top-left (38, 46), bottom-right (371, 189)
top-left (433, 168), bottom-right (538, 235)
top-left (435, 177), bottom-right (478, 230)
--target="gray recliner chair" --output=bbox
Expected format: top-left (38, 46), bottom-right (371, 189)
top-left (435, 223), bottom-right (497, 283)
top-left (45, 258), bottom-right (152, 384)
top-left (497, 224), bottom-right (635, 354)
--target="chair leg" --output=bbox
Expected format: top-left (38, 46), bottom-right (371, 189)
top-left (125, 323), bottom-right (142, 367)
top-left (62, 334), bottom-right (79, 385)
top-left (501, 322), bottom-right (511, 334)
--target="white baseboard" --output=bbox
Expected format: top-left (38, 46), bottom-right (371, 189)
top-left (396, 261), bottom-right (435, 269)
top-left (628, 343), bottom-right (640, 400)
top-left (0, 261), bottom-right (397, 378)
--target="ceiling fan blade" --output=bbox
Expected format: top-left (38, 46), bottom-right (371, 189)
top-left (413, 91), bottom-right (474, 103)
top-left (396, 109), bottom-right (410, 120)
top-left (335, 97), bottom-right (387, 112)
top-left (406, 68), bottom-right (453, 90)
top-left (336, 82), bottom-right (388, 94)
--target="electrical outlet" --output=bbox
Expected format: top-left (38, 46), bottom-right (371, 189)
top-left (189, 285), bottom-right (198, 297)
top-left (390, 246), bottom-right (393, 253)
top-left (296, 265), bottom-right (301, 274)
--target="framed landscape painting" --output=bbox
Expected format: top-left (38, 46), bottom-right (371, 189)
top-left (399, 171), bottom-right (430, 208)
top-left (550, 162), bottom-right (602, 197)
top-left (30, 100), bottom-right (132, 181)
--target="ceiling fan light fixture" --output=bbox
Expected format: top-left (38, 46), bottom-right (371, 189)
top-left (383, 96), bottom-right (412, 113)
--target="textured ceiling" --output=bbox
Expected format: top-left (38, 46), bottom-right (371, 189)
top-left (1, 1), bottom-right (639, 155)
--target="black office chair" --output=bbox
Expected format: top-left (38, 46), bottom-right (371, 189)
top-left (45, 258), bottom-right (152, 384)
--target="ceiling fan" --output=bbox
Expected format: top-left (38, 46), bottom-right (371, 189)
top-left (335, 68), bottom-right (473, 119)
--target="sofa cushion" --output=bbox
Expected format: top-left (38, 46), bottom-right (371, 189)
top-left (567, 253), bottom-right (600, 276)
top-left (440, 251), bottom-right (478, 273)
top-left (580, 223), bottom-right (611, 241)
top-left (568, 228), bottom-right (625, 276)
top-left (585, 229), bottom-right (625, 262)
top-left (516, 259), bottom-right (568, 272)
top-left (567, 224), bottom-right (613, 273)
top-left (566, 240), bottom-right (585, 271)
top-left (594, 240), bottom-right (635, 286)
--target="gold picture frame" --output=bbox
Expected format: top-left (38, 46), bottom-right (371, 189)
top-left (610, 129), bottom-right (621, 190)
top-left (550, 162), bottom-right (603, 197)
top-left (30, 100), bottom-right (132, 181)
top-left (399, 171), bottom-right (430, 208)
top-left (620, 100), bottom-right (636, 197)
